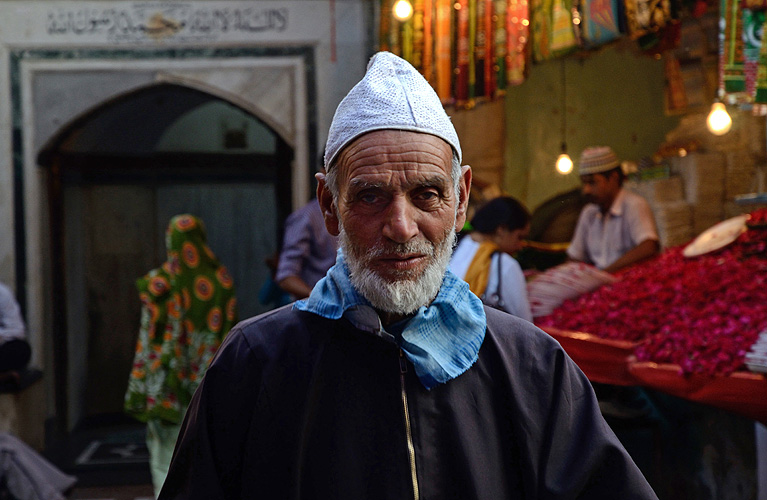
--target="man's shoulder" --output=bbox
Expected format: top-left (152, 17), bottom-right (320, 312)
top-left (284, 200), bottom-right (319, 226)
top-left (621, 188), bottom-right (652, 208)
top-left (224, 305), bottom-right (335, 352)
top-left (578, 202), bottom-right (601, 220)
top-left (479, 307), bottom-right (569, 379)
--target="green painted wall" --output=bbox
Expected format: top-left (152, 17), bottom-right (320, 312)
top-left (504, 41), bottom-right (682, 210)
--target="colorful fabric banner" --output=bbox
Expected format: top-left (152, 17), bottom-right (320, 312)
top-left (722, 0), bottom-right (746, 93)
top-left (580, 0), bottom-right (622, 47)
top-left (532, 0), bottom-right (553, 61)
top-left (455, 0), bottom-right (471, 103)
top-left (377, 0), bottom-right (704, 106)
top-left (533, 0), bottom-right (577, 61)
top-left (624, 0), bottom-right (671, 39)
top-left (507, 0), bottom-right (531, 85)
top-left (473, 0), bottom-right (486, 99)
top-left (422, 0), bottom-right (434, 84)
top-left (742, 8), bottom-right (764, 96)
top-left (435, 0), bottom-right (453, 101)
top-left (493, 0), bottom-right (508, 92)
top-left (484, 0), bottom-right (495, 96)
top-left (755, 10), bottom-right (767, 103)
top-left (412, 0), bottom-right (426, 70)
top-left (550, 0), bottom-right (578, 55)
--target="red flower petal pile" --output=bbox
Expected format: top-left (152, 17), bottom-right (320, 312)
top-left (537, 210), bottom-right (767, 376)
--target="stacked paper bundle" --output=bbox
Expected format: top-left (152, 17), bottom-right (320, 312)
top-left (745, 331), bottom-right (767, 374)
top-left (654, 200), bottom-right (694, 248)
top-left (627, 176), bottom-right (684, 206)
top-left (527, 262), bottom-right (618, 318)
top-left (671, 152), bottom-right (726, 235)
top-left (627, 177), bottom-right (693, 249)
top-left (725, 151), bottom-right (756, 199)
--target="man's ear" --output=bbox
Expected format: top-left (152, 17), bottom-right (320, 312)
top-left (454, 165), bottom-right (472, 232)
top-left (316, 172), bottom-right (340, 236)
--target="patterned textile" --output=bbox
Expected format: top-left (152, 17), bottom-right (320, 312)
top-left (533, 0), bottom-right (578, 61)
top-left (742, 8), bottom-right (764, 96)
top-left (455, 0), bottom-right (471, 103)
top-left (756, 10), bottom-right (767, 103)
top-left (125, 214), bottom-right (237, 424)
top-left (295, 252), bottom-right (486, 390)
top-left (579, 0), bottom-right (622, 47)
top-left (435, 0), bottom-right (454, 100)
top-left (382, 0), bottom-right (531, 106)
top-left (721, 0), bottom-right (746, 94)
top-left (506, 0), bottom-right (531, 86)
top-left (624, 0), bottom-right (671, 38)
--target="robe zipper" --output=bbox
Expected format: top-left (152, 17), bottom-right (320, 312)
top-left (399, 349), bottom-right (420, 500)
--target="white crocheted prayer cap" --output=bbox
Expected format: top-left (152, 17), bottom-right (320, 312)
top-left (578, 146), bottom-right (621, 176)
top-left (324, 51), bottom-right (462, 169)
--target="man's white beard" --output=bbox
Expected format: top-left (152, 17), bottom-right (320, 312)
top-left (340, 225), bottom-right (456, 316)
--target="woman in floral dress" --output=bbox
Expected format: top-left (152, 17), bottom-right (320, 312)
top-left (124, 214), bottom-right (237, 497)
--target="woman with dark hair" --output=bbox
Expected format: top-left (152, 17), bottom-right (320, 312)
top-left (450, 196), bottom-right (533, 322)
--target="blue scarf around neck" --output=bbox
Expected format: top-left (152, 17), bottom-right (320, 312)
top-left (294, 253), bottom-right (486, 389)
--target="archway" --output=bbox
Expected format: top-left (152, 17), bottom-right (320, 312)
top-left (37, 83), bottom-right (293, 431)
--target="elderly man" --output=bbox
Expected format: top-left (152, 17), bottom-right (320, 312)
top-left (567, 146), bottom-right (660, 274)
top-left (159, 53), bottom-right (657, 499)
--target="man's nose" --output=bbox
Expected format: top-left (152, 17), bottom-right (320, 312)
top-left (382, 197), bottom-right (419, 243)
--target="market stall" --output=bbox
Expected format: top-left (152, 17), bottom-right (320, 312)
top-left (533, 208), bottom-right (767, 424)
top-left (540, 326), bottom-right (767, 424)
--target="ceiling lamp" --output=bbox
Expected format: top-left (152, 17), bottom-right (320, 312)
top-left (706, 101), bottom-right (732, 136)
top-left (393, 0), bottom-right (414, 21)
top-left (556, 150), bottom-right (573, 174)
top-left (555, 59), bottom-right (573, 175)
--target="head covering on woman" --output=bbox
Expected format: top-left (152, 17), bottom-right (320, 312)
top-left (125, 214), bottom-right (237, 424)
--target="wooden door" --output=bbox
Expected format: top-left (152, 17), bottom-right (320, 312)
top-left (65, 182), bottom-right (277, 422)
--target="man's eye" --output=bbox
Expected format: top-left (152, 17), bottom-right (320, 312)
top-left (358, 192), bottom-right (380, 204)
top-left (415, 190), bottom-right (440, 201)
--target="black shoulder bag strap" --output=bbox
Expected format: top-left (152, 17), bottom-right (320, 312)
top-left (485, 252), bottom-right (506, 311)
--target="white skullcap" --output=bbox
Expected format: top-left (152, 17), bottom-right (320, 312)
top-left (324, 51), bottom-right (462, 169)
top-left (578, 146), bottom-right (621, 176)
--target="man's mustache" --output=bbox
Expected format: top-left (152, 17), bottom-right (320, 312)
top-left (366, 239), bottom-right (435, 258)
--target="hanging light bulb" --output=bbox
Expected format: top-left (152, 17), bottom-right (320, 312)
top-left (556, 144), bottom-right (573, 174)
top-left (707, 102), bottom-right (732, 135)
top-left (393, 0), bottom-right (414, 21)
top-left (555, 59), bottom-right (572, 175)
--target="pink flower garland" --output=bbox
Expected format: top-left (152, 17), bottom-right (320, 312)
top-left (537, 209), bottom-right (767, 376)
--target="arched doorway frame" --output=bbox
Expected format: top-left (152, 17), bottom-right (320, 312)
top-left (39, 81), bottom-right (295, 430)
top-left (11, 46), bottom-right (317, 431)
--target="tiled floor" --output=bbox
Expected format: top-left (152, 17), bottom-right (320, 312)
top-left (43, 416), bottom-right (154, 500)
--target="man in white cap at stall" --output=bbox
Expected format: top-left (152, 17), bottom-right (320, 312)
top-left (567, 146), bottom-right (660, 274)
top-left (159, 53), bottom-right (657, 499)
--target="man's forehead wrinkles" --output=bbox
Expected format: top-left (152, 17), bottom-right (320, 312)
top-left (345, 148), bottom-right (447, 167)
top-left (346, 172), bottom-right (448, 191)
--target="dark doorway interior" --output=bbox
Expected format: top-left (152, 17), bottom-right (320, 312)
top-left (38, 83), bottom-right (293, 435)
